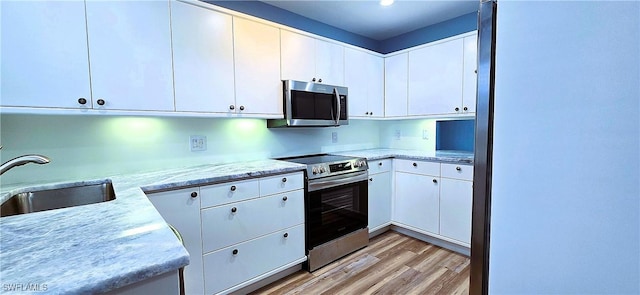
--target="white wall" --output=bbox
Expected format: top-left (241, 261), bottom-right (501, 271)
top-left (490, 1), bottom-right (639, 293)
top-left (0, 115), bottom-right (381, 185)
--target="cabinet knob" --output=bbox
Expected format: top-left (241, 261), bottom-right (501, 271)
top-left (97, 99), bottom-right (105, 106)
top-left (369, 178), bottom-right (373, 182)
top-left (282, 196), bottom-right (288, 201)
top-left (475, 69), bottom-right (478, 74)
top-left (413, 163), bottom-right (417, 167)
top-left (283, 233), bottom-right (289, 238)
top-left (433, 179), bottom-right (438, 183)
top-left (239, 105), bottom-right (245, 111)
top-left (230, 185), bottom-right (236, 191)
top-left (282, 177), bottom-right (287, 183)
top-left (229, 105), bottom-right (235, 110)
top-left (378, 162), bottom-right (383, 166)
top-left (463, 107), bottom-right (468, 111)
top-left (455, 107), bottom-right (460, 112)
top-left (231, 207), bottom-right (237, 213)
top-left (312, 78), bottom-right (316, 82)
top-left (232, 249), bottom-right (238, 255)
top-left (318, 78), bottom-right (322, 83)
top-left (190, 192), bottom-right (198, 198)
top-left (365, 112), bottom-right (370, 115)
top-left (370, 112), bottom-right (373, 115)
top-left (78, 98), bottom-right (87, 105)
top-left (456, 166), bottom-right (462, 171)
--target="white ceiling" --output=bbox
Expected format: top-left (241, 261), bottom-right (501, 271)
top-left (260, 0), bottom-right (479, 41)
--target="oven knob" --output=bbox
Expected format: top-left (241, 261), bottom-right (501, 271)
top-left (312, 167), bottom-right (319, 175)
top-left (319, 166), bottom-right (326, 173)
top-left (360, 160), bottom-right (367, 168)
top-left (353, 161), bottom-right (359, 168)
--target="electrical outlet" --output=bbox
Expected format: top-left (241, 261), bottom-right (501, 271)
top-left (190, 135), bottom-right (207, 152)
top-left (331, 132), bottom-right (338, 143)
top-left (422, 129), bottom-right (429, 140)
top-left (394, 129), bottom-right (401, 140)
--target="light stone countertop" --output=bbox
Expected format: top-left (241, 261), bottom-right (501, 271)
top-left (332, 148), bottom-right (474, 164)
top-left (0, 160), bottom-right (306, 294)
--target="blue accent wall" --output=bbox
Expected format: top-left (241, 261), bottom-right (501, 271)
top-left (380, 12), bottom-right (478, 54)
top-left (207, 1), bottom-right (381, 52)
top-left (436, 120), bottom-right (475, 152)
top-left (206, 1), bottom-right (477, 54)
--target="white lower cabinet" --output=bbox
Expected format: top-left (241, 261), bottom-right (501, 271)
top-left (392, 160), bottom-right (472, 247)
top-left (147, 171), bottom-right (305, 295)
top-left (368, 159), bottom-right (392, 232)
top-left (203, 224), bottom-right (305, 295)
top-left (394, 172), bottom-right (440, 234)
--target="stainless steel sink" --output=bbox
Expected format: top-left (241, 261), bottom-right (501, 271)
top-left (1, 181), bottom-right (116, 217)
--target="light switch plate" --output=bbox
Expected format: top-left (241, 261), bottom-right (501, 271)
top-left (422, 129), bottom-right (429, 140)
top-left (190, 135), bottom-right (207, 152)
top-left (331, 132), bottom-right (338, 143)
top-left (394, 129), bottom-right (401, 140)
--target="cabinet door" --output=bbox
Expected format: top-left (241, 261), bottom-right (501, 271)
top-left (462, 34), bottom-right (478, 114)
top-left (345, 48), bottom-right (384, 117)
top-left (233, 17), bottom-right (282, 116)
top-left (85, 0), bottom-right (174, 111)
top-left (147, 188), bottom-right (204, 295)
top-left (408, 38), bottom-right (463, 116)
top-left (440, 178), bottom-right (472, 244)
top-left (1, 1), bottom-right (90, 109)
top-left (394, 172), bottom-right (440, 234)
top-left (384, 53), bottom-right (408, 117)
top-left (315, 39), bottom-right (344, 86)
top-left (368, 171), bottom-right (392, 231)
top-left (281, 30), bottom-right (316, 82)
top-left (171, 1), bottom-right (235, 113)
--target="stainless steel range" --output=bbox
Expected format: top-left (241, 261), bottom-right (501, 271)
top-left (278, 154), bottom-right (369, 272)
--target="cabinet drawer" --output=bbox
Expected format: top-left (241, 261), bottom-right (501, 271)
top-left (441, 163), bottom-right (473, 181)
top-left (259, 172), bottom-right (304, 196)
top-left (203, 224), bottom-right (305, 295)
top-left (201, 190), bottom-right (304, 253)
top-left (394, 159), bottom-right (440, 176)
top-left (200, 179), bottom-right (260, 208)
top-left (368, 159), bottom-right (392, 174)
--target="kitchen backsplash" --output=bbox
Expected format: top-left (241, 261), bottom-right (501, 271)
top-left (0, 115), bottom-right (469, 185)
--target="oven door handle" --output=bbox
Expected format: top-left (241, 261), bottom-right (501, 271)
top-left (308, 171), bottom-right (369, 192)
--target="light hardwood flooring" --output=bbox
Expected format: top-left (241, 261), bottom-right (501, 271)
top-left (250, 231), bottom-right (470, 295)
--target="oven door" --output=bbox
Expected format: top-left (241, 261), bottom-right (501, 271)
top-left (306, 171), bottom-right (368, 249)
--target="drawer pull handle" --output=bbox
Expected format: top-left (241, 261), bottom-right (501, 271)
top-left (231, 207), bottom-right (237, 213)
top-left (232, 249), bottom-right (238, 255)
top-left (433, 179), bottom-right (438, 184)
top-left (283, 233), bottom-right (289, 238)
top-left (413, 163), bottom-right (417, 167)
top-left (456, 166), bottom-right (462, 171)
top-left (282, 196), bottom-right (288, 201)
top-left (190, 192), bottom-right (198, 198)
top-left (230, 185), bottom-right (236, 191)
top-left (282, 177), bottom-right (287, 183)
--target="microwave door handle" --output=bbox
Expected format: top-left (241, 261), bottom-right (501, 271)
top-left (333, 88), bottom-right (340, 126)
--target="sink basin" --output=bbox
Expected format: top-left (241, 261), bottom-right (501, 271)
top-left (1, 181), bottom-right (116, 217)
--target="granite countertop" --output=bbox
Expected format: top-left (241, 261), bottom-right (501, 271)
top-left (0, 160), bottom-right (306, 294)
top-left (332, 148), bottom-right (474, 164)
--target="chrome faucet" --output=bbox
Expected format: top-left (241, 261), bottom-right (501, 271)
top-left (0, 146), bottom-right (51, 175)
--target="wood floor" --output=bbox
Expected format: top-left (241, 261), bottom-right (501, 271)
top-left (250, 231), bottom-right (470, 295)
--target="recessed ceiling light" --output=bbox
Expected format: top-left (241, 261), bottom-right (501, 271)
top-left (380, 0), bottom-right (394, 7)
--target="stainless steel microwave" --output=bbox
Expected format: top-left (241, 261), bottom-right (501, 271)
top-left (267, 80), bottom-right (348, 128)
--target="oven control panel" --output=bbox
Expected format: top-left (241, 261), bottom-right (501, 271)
top-left (309, 159), bottom-right (368, 179)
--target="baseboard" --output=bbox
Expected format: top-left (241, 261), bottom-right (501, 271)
top-left (391, 226), bottom-right (470, 256)
top-left (228, 264), bottom-right (303, 295)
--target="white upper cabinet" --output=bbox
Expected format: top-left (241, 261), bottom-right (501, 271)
top-left (0, 1), bottom-right (91, 109)
top-left (408, 38), bottom-right (464, 116)
top-left (384, 53), bottom-right (408, 117)
top-left (233, 17), bottom-right (282, 116)
top-left (344, 48), bottom-right (384, 118)
top-left (171, 1), bottom-right (235, 113)
top-left (281, 30), bottom-right (344, 86)
top-left (85, 0), bottom-right (174, 111)
top-left (462, 34), bottom-right (478, 114)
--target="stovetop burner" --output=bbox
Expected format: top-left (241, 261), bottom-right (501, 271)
top-left (277, 153), bottom-right (368, 179)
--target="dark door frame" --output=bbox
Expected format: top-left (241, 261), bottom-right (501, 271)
top-left (469, 0), bottom-right (497, 294)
